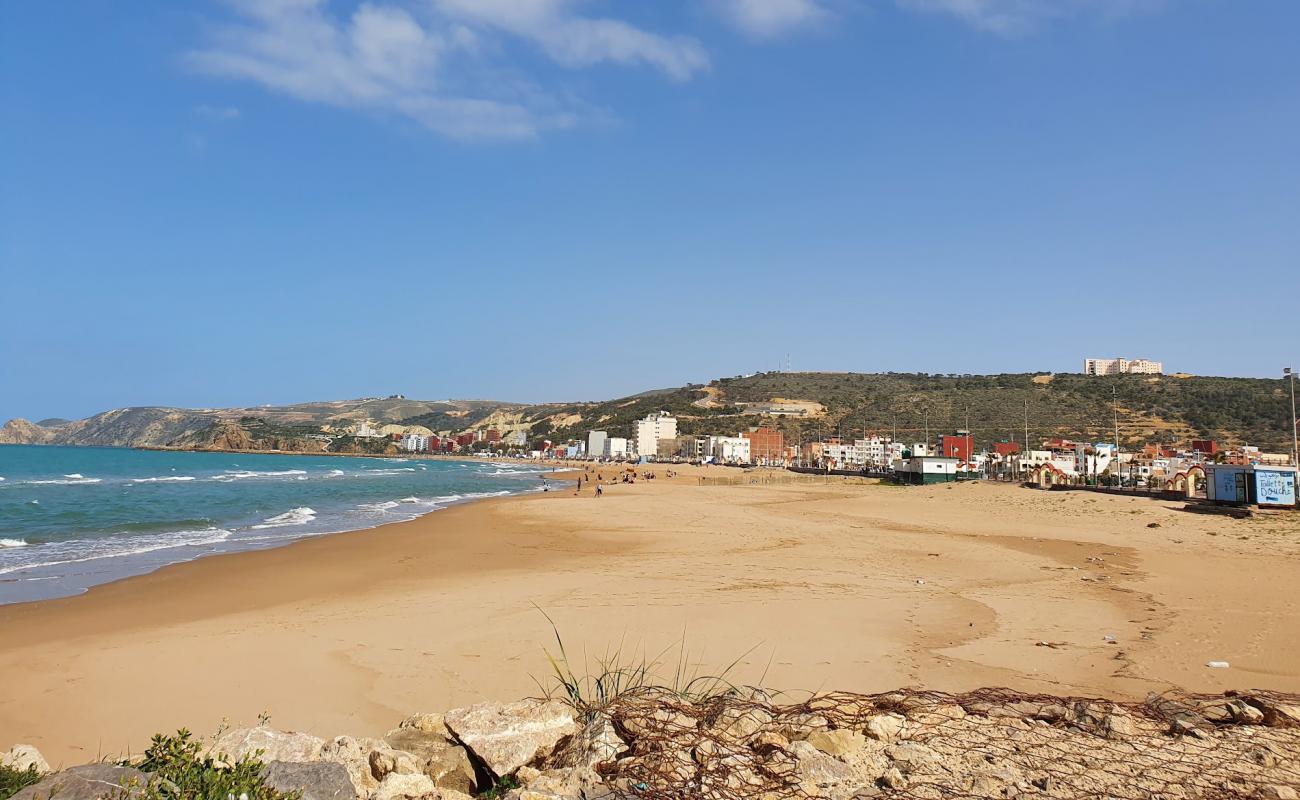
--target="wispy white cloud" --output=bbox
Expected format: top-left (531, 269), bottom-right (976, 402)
top-left (709, 0), bottom-right (832, 39)
top-left (432, 0), bottom-right (709, 80)
top-left (896, 0), bottom-right (1162, 36)
top-left (187, 0), bottom-right (706, 140)
top-left (186, 0), bottom-right (1167, 140)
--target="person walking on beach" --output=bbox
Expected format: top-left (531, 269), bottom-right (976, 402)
top-left (595, 484), bottom-right (603, 497)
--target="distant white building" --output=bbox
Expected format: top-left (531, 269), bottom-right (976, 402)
top-left (1084, 358), bottom-right (1163, 376)
top-left (400, 433), bottom-right (429, 452)
top-left (632, 412), bottom-right (678, 457)
top-left (356, 420), bottom-right (380, 438)
top-left (708, 436), bottom-right (751, 464)
top-left (587, 431), bottom-right (607, 459)
top-left (504, 430), bottom-right (527, 447)
top-left (603, 437), bottom-right (629, 458)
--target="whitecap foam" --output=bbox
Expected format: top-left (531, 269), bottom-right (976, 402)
top-left (0, 539), bottom-right (27, 548)
top-left (327, 469), bottom-right (346, 477)
top-left (398, 497), bottom-right (420, 504)
top-left (360, 468), bottom-right (417, 477)
top-left (24, 477), bottom-right (103, 485)
top-left (250, 507), bottom-right (318, 529)
top-left (64, 473), bottom-right (84, 479)
top-left (131, 476), bottom-right (197, 483)
top-left (358, 500), bottom-right (401, 512)
top-left (219, 469), bottom-right (308, 481)
top-left (0, 528), bottom-right (233, 576)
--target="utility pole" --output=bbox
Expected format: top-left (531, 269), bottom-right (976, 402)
top-left (924, 409), bottom-right (930, 454)
top-left (1287, 367), bottom-right (1298, 468)
top-left (965, 404), bottom-right (971, 474)
top-left (1113, 385), bottom-right (1121, 486)
top-left (1023, 398), bottom-right (1029, 458)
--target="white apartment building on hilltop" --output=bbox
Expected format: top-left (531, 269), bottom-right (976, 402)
top-left (1084, 358), bottom-right (1164, 376)
top-left (632, 412), bottom-right (678, 457)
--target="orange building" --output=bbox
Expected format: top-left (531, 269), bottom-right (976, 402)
top-left (742, 427), bottom-right (785, 463)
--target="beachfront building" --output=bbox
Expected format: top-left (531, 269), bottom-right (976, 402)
top-left (400, 433), bottom-right (430, 452)
top-left (603, 437), bottom-right (629, 458)
top-left (1206, 464), bottom-right (1298, 507)
top-left (633, 412), bottom-right (678, 458)
top-left (1083, 357), bottom-right (1164, 376)
top-left (892, 455), bottom-right (963, 484)
top-left (355, 420), bottom-right (381, 438)
top-left (708, 436), bottom-right (751, 464)
top-left (587, 431), bottom-right (607, 459)
top-left (742, 427), bottom-right (784, 465)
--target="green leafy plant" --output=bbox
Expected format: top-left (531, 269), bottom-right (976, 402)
top-left (0, 763), bottom-right (42, 800)
top-left (475, 775), bottom-right (519, 799)
top-left (118, 730), bottom-right (299, 800)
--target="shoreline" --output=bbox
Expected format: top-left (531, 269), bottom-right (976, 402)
top-left (0, 446), bottom-right (581, 605)
top-left (3, 470), bottom-right (1298, 765)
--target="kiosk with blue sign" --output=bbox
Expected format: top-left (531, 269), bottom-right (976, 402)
top-left (1206, 464), bottom-right (1297, 508)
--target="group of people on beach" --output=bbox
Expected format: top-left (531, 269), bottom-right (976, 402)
top-left (566, 464), bottom-right (678, 496)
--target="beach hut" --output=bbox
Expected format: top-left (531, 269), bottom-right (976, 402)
top-left (1206, 464), bottom-right (1298, 508)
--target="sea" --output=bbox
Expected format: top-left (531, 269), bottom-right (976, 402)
top-left (0, 445), bottom-right (561, 605)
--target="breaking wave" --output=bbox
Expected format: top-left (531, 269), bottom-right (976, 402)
top-left (250, 507), bottom-right (318, 529)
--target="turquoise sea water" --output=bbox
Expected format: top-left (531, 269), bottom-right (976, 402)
top-left (0, 445), bottom-right (559, 604)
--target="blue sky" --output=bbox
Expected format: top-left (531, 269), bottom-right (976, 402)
top-left (2, 0), bottom-right (1298, 421)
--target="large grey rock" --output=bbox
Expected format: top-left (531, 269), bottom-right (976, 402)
top-left (10, 764), bottom-right (148, 800)
top-left (444, 700), bottom-right (577, 778)
top-left (1, 745), bottom-right (49, 774)
top-left (260, 761), bottom-right (357, 800)
top-left (209, 726), bottom-right (324, 764)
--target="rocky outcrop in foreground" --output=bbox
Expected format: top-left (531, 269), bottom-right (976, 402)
top-left (6, 688), bottom-right (1300, 799)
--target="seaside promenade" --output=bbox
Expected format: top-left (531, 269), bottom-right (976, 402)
top-left (2, 466), bottom-right (1298, 765)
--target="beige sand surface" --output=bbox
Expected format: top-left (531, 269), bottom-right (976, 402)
top-left (2, 466), bottom-right (1297, 765)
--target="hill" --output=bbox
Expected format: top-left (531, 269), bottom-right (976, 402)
top-left (1, 373), bottom-right (1294, 453)
top-left (502, 372), bottom-right (1297, 452)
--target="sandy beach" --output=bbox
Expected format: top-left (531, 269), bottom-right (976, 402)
top-left (2, 466), bottom-right (1298, 766)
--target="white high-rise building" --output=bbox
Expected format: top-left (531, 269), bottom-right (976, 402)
top-left (632, 412), bottom-right (678, 457)
top-left (587, 431), bottom-right (607, 459)
top-left (400, 433), bottom-right (429, 452)
top-left (603, 437), bottom-right (629, 458)
top-left (1084, 358), bottom-right (1164, 376)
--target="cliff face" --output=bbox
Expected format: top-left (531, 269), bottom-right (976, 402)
top-left (0, 418), bottom-right (55, 445)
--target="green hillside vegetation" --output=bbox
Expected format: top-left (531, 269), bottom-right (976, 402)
top-left (454, 372), bottom-right (1295, 452)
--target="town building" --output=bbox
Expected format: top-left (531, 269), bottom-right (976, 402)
top-left (742, 427), bottom-right (784, 464)
top-left (504, 430), bottom-right (527, 447)
top-left (632, 412), bottom-right (678, 458)
top-left (603, 437), bottom-right (629, 458)
top-left (708, 435), bottom-right (751, 464)
top-left (484, 429), bottom-right (501, 443)
top-left (1083, 358), bottom-right (1164, 376)
top-left (400, 433), bottom-right (430, 453)
top-left (937, 431), bottom-right (973, 462)
top-left (587, 431), bottom-right (607, 459)
top-left (892, 456), bottom-right (962, 484)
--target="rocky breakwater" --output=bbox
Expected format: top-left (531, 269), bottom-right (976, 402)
top-left (5, 688), bottom-right (1300, 800)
